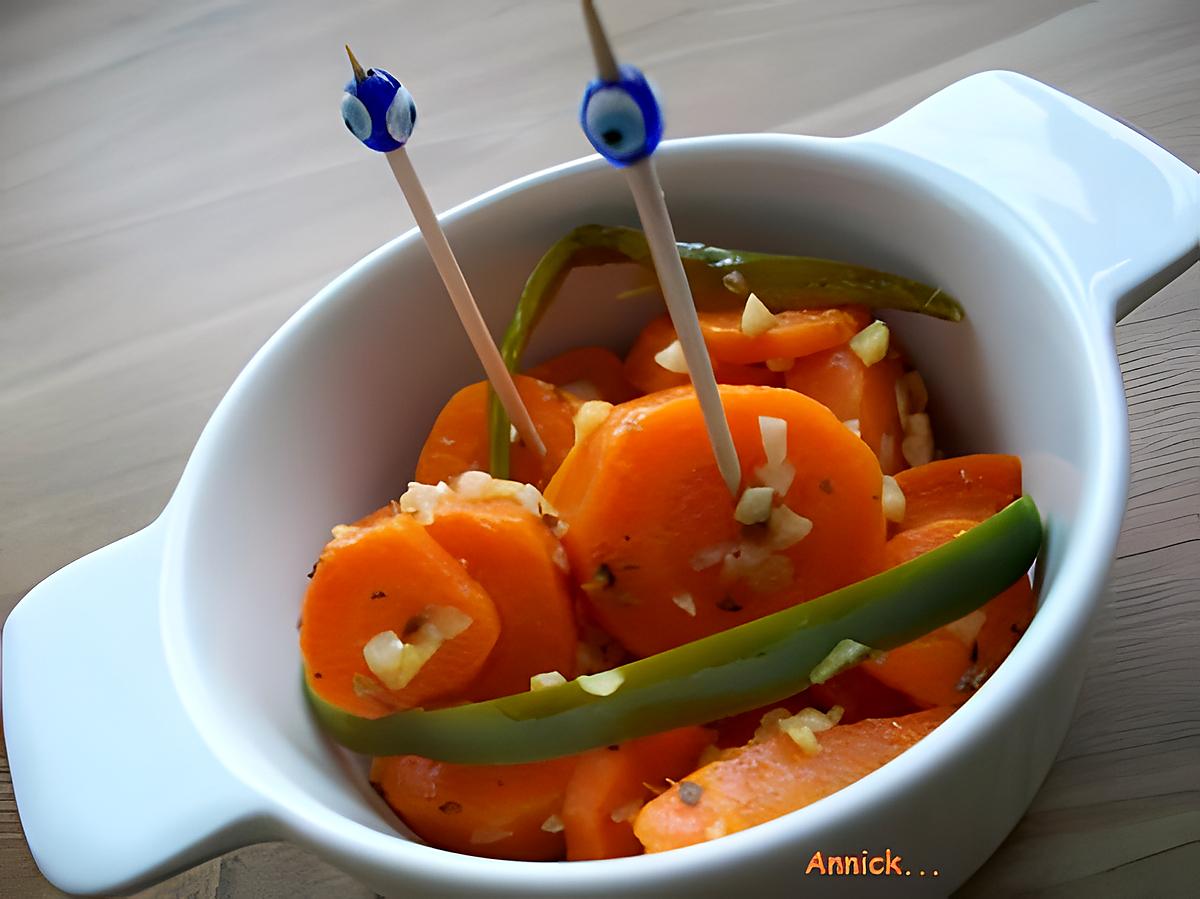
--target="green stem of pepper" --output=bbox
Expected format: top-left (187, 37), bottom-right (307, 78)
top-left (306, 497), bottom-right (1038, 764)
top-left (487, 225), bottom-right (963, 478)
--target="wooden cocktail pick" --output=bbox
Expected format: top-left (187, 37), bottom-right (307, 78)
top-left (340, 45), bottom-right (546, 457)
top-left (576, 4), bottom-right (740, 494)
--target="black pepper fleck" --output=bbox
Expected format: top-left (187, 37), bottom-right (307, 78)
top-left (438, 801), bottom-right (462, 814)
top-left (818, 479), bottom-right (834, 494)
top-left (403, 614), bottom-right (427, 637)
top-left (716, 596), bottom-right (743, 612)
top-left (306, 561), bottom-right (319, 579)
top-left (678, 781), bottom-right (703, 806)
top-left (371, 590), bottom-right (387, 599)
top-left (970, 641), bottom-right (979, 663)
top-left (313, 672), bottom-right (323, 679)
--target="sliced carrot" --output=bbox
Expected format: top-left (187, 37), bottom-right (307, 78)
top-left (299, 514), bottom-right (500, 718)
top-left (696, 306), bottom-right (872, 365)
top-left (424, 495), bottom-right (578, 701)
top-left (414, 375), bottom-right (580, 491)
top-left (859, 354), bottom-right (907, 475)
top-left (562, 727), bottom-right (714, 861)
top-left (785, 345), bottom-right (907, 474)
top-left (864, 518), bottom-right (1036, 707)
top-left (545, 385), bottom-right (886, 657)
top-left (370, 754), bottom-right (577, 861)
top-left (892, 454), bottom-right (1022, 532)
top-left (623, 316), bottom-right (780, 395)
top-left (807, 666), bottom-right (919, 725)
top-left (634, 707), bottom-right (952, 852)
top-left (526, 346), bottom-right (637, 404)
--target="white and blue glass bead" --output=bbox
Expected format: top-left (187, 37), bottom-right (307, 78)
top-left (579, 64), bottom-right (663, 166)
top-left (341, 66), bottom-right (417, 153)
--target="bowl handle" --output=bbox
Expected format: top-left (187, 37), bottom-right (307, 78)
top-left (2, 522), bottom-right (266, 896)
top-left (859, 70), bottom-right (1199, 321)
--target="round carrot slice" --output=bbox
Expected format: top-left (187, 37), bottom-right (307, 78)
top-left (299, 514), bottom-right (500, 718)
top-left (371, 753), bottom-right (577, 861)
top-left (526, 346), bottom-right (637, 404)
top-left (415, 375), bottom-right (580, 491)
top-left (546, 384), bottom-right (887, 658)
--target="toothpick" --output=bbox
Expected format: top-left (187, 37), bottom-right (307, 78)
top-left (340, 47), bottom-right (545, 457)
top-left (577, 2), bottom-right (740, 494)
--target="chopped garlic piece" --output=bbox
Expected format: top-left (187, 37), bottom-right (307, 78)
top-left (578, 669), bottom-right (625, 696)
top-left (654, 339), bottom-right (689, 374)
top-left (752, 708), bottom-right (793, 743)
top-left (423, 605), bottom-right (474, 641)
top-left (826, 705), bottom-right (845, 725)
top-left (758, 416), bottom-right (788, 466)
top-left (766, 505), bottom-right (813, 550)
top-left (610, 799), bottom-right (643, 823)
top-left (560, 379), bottom-right (602, 402)
top-left (530, 670), bottom-right (567, 691)
top-left (330, 524), bottom-right (356, 540)
top-left (552, 543), bottom-right (569, 572)
top-left (781, 707), bottom-right (838, 735)
top-left (849, 320), bottom-right (890, 366)
top-left (721, 541), bottom-right (772, 583)
top-left (881, 475), bottom-right (906, 523)
top-left (754, 460), bottom-right (796, 496)
top-left (691, 541), bottom-right (736, 571)
top-left (946, 609), bottom-right (987, 647)
top-left (895, 370), bottom-right (930, 422)
top-left (780, 721), bottom-right (822, 756)
top-left (743, 553), bottom-right (794, 593)
top-left (540, 814), bottom-right (565, 834)
top-left (672, 593), bottom-right (697, 616)
top-left (399, 481), bottom-right (452, 525)
top-left (574, 400), bottom-right (614, 444)
top-left (722, 270), bottom-right (748, 295)
top-left (510, 424), bottom-right (519, 443)
top-left (734, 486), bottom-right (775, 525)
top-left (843, 418), bottom-right (861, 438)
top-left (765, 357), bottom-right (794, 373)
top-left (902, 413), bottom-right (934, 467)
top-left (740, 292), bottom-right (778, 337)
top-left (362, 630), bottom-right (435, 691)
top-left (454, 470), bottom-right (492, 499)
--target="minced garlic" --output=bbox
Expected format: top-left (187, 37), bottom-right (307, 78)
top-left (882, 475), bottom-right (906, 523)
top-left (654, 339), bottom-right (689, 374)
top-left (734, 486), bottom-right (775, 525)
top-left (780, 721), bottom-right (822, 756)
top-left (578, 669), bottom-right (625, 696)
top-left (758, 416), bottom-right (788, 466)
top-left (610, 799), bottom-right (643, 823)
top-left (672, 593), bottom-right (697, 616)
top-left (722, 270), bottom-right (748, 295)
top-left (902, 412), bottom-right (934, 467)
top-left (530, 670), bottom-right (567, 691)
top-left (574, 399), bottom-right (614, 443)
top-left (361, 605), bottom-right (473, 691)
top-left (843, 418), bottom-right (861, 438)
top-left (740, 292), bottom-right (778, 337)
top-left (766, 505), bottom-right (813, 550)
top-left (849, 320), bottom-right (890, 367)
top-left (540, 814), bottom-right (565, 834)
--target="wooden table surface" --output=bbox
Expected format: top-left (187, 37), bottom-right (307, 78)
top-left (1, 1), bottom-right (1196, 896)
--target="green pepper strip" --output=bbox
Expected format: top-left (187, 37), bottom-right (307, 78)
top-left (487, 224), bottom-right (963, 477)
top-left (306, 497), bottom-right (1039, 764)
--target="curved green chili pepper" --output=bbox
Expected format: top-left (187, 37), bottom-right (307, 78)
top-left (306, 497), bottom-right (1039, 764)
top-left (488, 225), bottom-right (963, 477)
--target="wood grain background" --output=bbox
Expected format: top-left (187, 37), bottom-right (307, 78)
top-left (1, 1), bottom-right (1196, 896)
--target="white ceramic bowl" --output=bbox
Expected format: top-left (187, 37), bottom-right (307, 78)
top-left (5, 71), bottom-right (1198, 897)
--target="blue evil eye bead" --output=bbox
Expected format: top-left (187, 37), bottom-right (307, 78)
top-left (579, 63), bottom-right (663, 166)
top-left (342, 65), bottom-right (418, 153)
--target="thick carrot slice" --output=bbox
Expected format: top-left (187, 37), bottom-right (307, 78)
top-left (785, 346), bottom-right (907, 474)
top-left (299, 515), bottom-right (501, 718)
top-left (623, 316), bottom-right (780, 395)
top-left (526, 346), bottom-right (637, 404)
top-left (562, 727), bottom-right (714, 861)
top-left (892, 454), bottom-right (1022, 532)
top-left (424, 496), bottom-right (578, 700)
top-left (414, 375), bottom-right (580, 491)
top-left (545, 385), bottom-right (886, 657)
top-left (697, 306), bottom-right (871, 365)
top-left (634, 707), bottom-right (952, 852)
top-left (863, 518), bottom-right (1036, 707)
top-left (370, 754), bottom-right (577, 861)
